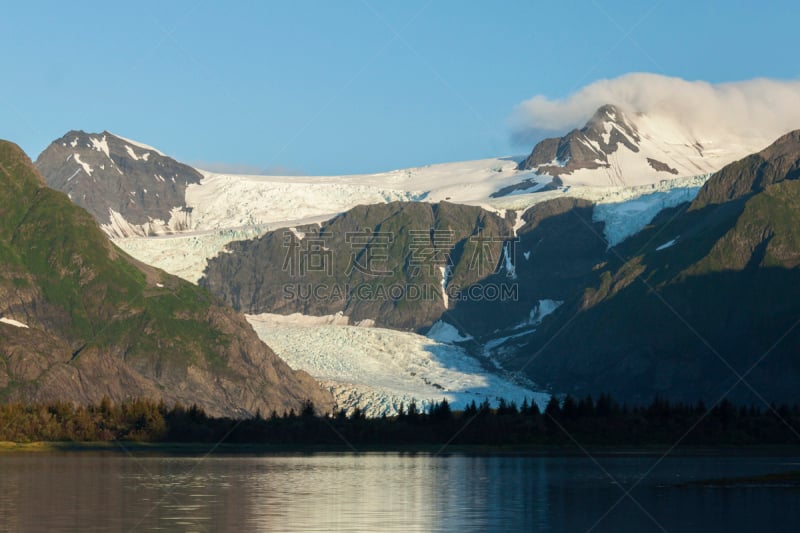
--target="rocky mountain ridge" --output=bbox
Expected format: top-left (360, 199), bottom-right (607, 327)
top-left (35, 131), bottom-right (202, 237)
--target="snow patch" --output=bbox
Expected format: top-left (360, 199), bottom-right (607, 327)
top-left (0, 317), bottom-right (28, 329)
top-left (66, 168), bottom-right (81, 182)
top-left (501, 241), bottom-right (516, 279)
top-left (526, 299), bottom-right (562, 326)
top-left (601, 121), bottom-right (612, 145)
top-left (483, 329), bottom-right (537, 353)
top-left (89, 135), bottom-right (111, 161)
top-left (72, 153), bottom-right (93, 176)
top-left (426, 320), bottom-right (472, 344)
top-left (483, 300), bottom-right (562, 355)
top-left (111, 133), bottom-right (165, 156)
top-left (656, 238), bottom-right (678, 251)
top-left (288, 227), bottom-right (306, 241)
top-left (439, 265), bottom-right (451, 309)
top-left (125, 145), bottom-right (140, 161)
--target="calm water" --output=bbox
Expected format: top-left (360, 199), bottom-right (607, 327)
top-left (0, 452), bottom-right (798, 532)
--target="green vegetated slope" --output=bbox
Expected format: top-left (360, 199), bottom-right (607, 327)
top-left (0, 140), bottom-right (332, 417)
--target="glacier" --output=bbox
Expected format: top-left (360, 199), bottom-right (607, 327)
top-left (246, 313), bottom-right (549, 417)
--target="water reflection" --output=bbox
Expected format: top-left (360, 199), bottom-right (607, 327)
top-left (0, 452), bottom-right (799, 532)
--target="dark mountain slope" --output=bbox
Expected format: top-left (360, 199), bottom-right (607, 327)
top-left (201, 201), bottom-right (516, 331)
top-left (510, 131), bottom-right (800, 404)
top-left (692, 130), bottom-right (800, 209)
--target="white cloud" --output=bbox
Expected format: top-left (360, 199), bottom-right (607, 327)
top-left (511, 73), bottom-right (800, 148)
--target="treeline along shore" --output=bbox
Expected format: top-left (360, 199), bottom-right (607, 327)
top-left (2, 394), bottom-right (800, 451)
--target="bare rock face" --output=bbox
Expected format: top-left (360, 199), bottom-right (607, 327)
top-left (200, 201), bottom-right (516, 331)
top-left (646, 158), bottom-right (678, 174)
top-left (0, 140), bottom-right (333, 417)
top-left (34, 131), bottom-right (202, 237)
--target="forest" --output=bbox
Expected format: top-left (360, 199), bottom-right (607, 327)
top-left (2, 394), bottom-right (800, 449)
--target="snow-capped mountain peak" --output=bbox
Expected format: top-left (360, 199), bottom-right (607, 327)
top-left (518, 103), bottom-right (759, 188)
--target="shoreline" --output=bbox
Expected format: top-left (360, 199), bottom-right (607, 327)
top-left (2, 441), bottom-right (799, 457)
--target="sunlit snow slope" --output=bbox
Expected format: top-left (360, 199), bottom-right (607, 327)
top-left (105, 104), bottom-right (764, 282)
top-left (115, 173), bottom-right (712, 282)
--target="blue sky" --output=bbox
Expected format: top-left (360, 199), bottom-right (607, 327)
top-left (1, 1), bottom-right (798, 175)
